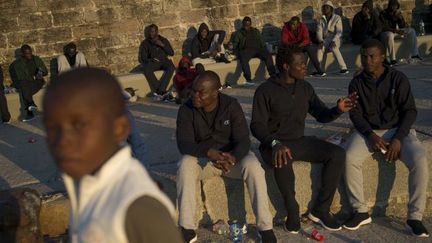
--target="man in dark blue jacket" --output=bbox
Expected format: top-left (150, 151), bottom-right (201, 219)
top-left (176, 71), bottom-right (276, 243)
top-left (343, 39), bottom-right (429, 238)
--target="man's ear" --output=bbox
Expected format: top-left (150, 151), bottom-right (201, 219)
top-left (113, 114), bottom-right (131, 144)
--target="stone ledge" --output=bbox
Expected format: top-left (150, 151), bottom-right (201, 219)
top-left (35, 139), bottom-right (432, 236)
top-left (5, 35), bottom-right (431, 121)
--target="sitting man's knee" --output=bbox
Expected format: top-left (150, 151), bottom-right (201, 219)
top-left (178, 155), bottom-right (198, 171)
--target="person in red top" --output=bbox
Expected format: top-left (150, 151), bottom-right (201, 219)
top-left (281, 16), bottom-right (326, 77)
top-left (173, 56), bottom-right (204, 104)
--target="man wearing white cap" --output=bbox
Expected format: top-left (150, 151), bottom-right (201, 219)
top-left (316, 0), bottom-right (349, 74)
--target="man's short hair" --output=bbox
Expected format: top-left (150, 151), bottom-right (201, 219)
top-left (242, 16), bottom-right (252, 23)
top-left (148, 24), bottom-right (158, 31)
top-left (196, 70), bottom-right (221, 90)
top-left (21, 44), bottom-right (31, 52)
top-left (276, 45), bottom-right (304, 72)
top-left (64, 42), bottom-right (77, 53)
top-left (361, 39), bottom-right (385, 55)
top-left (290, 16), bottom-right (300, 23)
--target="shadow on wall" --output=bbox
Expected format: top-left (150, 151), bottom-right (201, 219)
top-left (181, 26), bottom-right (198, 57)
top-left (302, 6), bottom-right (318, 44)
top-left (335, 7), bottom-right (352, 43)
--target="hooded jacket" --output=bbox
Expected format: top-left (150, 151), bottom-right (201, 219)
top-left (191, 23), bottom-right (226, 59)
top-left (379, 0), bottom-right (406, 31)
top-left (176, 93), bottom-right (250, 162)
top-left (173, 56), bottom-right (199, 91)
top-left (351, 1), bottom-right (382, 44)
top-left (138, 35), bottom-right (174, 64)
top-left (251, 77), bottom-right (342, 148)
top-left (348, 66), bottom-right (417, 140)
top-left (281, 22), bottom-right (311, 47)
top-left (10, 55), bottom-right (48, 84)
top-left (232, 27), bottom-right (265, 52)
top-left (316, 3), bottom-right (343, 42)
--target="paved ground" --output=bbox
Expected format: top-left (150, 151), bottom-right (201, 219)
top-left (1, 59), bottom-right (432, 242)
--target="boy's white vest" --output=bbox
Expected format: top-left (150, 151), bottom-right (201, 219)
top-left (63, 146), bottom-right (175, 243)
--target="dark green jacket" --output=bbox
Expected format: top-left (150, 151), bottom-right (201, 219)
top-left (10, 56), bottom-right (47, 84)
top-left (232, 27), bottom-right (265, 52)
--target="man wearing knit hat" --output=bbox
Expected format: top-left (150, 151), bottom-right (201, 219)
top-left (316, 0), bottom-right (349, 74)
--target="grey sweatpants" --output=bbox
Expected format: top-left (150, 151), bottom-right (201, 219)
top-left (380, 27), bottom-right (419, 61)
top-left (344, 128), bottom-right (429, 220)
top-left (177, 152), bottom-right (273, 230)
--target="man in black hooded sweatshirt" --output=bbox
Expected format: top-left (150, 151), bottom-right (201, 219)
top-left (191, 23), bottom-right (229, 65)
top-left (251, 45), bottom-right (357, 233)
top-left (351, 0), bottom-right (382, 45)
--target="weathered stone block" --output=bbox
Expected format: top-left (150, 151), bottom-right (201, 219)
top-left (18, 13), bottom-right (53, 30)
top-left (179, 9), bottom-right (209, 24)
top-left (0, 35), bottom-right (6, 49)
top-left (0, 188), bottom-right (43, 243)
top-left (41, 27), bottom-right (72, 43)
top-left (0, 17), bottom-right (19, 34)
top-left (39, 195), bottom-right (69, 236)
top-left (52, 11), bottom-right (83, 27)
top-left (254, 1), bottom-right (278, 15)
top-left (239, 3), bottom-right (255, 16)
top-left (209, 5), bottom-right (239, 19)
top-left (97, 7), bottom-right (122, 24)
top-left (7, 31), bottom-right (41, 49)
top-left (151, 12), bottom-right (179, 28)
top-left (192, 0), bottom-right (240, 9)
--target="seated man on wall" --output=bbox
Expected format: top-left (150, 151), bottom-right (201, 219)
top-left (250, 45), bottom-right (356, 233)
top-left (232, 16), bottom-right (276, 86)
top-left (57, 42), bottom-right (88, 74)
top-left (173, 56), bottom-right (204, 104)
top-left (176, 71), bottom-right (276, 243)
top-left (281, 16), bottom-right (326, 77)
top-left (379, 0), bottom-right (422, 66)
top-left (0, 65), bottom-right (11, 124)
top-left (316, 0), bottom-right (349, 74)
top-left (351, 0), bottom-right (382, 45)
top-left (10, 44), bottom-right (47, 122)
top-left (191, 23), bottom-right (229, 65)
top-left (343, 39), bottom-right (429, 238)
top-left (139, 24), bottom-right (175, 101)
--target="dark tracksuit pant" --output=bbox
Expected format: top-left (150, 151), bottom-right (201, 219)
top-left (0, 82), bottom-right (11, 122)
top-left (142, 60), bottom-right (175, 95)
top-left (302, 45), bottom-right (323, 73)
top-left (260, 136), bottom-right (345, 219)
top-left (238, 48), bottom-right (276, 81)
top-left (16, 79), bottom-right (44, 113)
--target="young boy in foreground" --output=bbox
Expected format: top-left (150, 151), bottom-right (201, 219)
top-left (43, 67), bottom-right (182, 243)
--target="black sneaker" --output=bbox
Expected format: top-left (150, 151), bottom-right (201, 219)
top-left (22, 112), bottom-right (36, 122)
top-left (258, 229), bottom-right (277, 243)
top-left (411, 55), bottom-right (423, 61)
top-left (340, 69), bottom-right (349, 74)
top-left (343, 212), bottom-right (372, 230)
top-left (180, 227), bottom-right (197, 243)
top-left (406, 220), bottom-right (430, 237)
top-left (283, 217), bottom-right (300, 234)
top-left (308, 211), bottom-right (342, 231)
top-left (217, 54), bottom-right (231, 63)
top-left (390, 60), bottom-right (398, 66)
top-left (311, 71), bottom-right (327, 77)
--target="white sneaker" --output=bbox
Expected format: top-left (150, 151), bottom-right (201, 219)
top-left (28, 105), bottom-right (38, 112)
top-left (243, 81), bottom-right (255, 86)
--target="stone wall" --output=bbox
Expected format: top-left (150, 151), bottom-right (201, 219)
top-left (0, 0), bottom-right (430, 83)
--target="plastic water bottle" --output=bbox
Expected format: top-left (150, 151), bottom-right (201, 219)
top-left (419, 19), bottom-right (425, 36)
top-left (303, 226), bottom-right (324, 241)
top-left (229, 220), bottom-right (242, 243)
